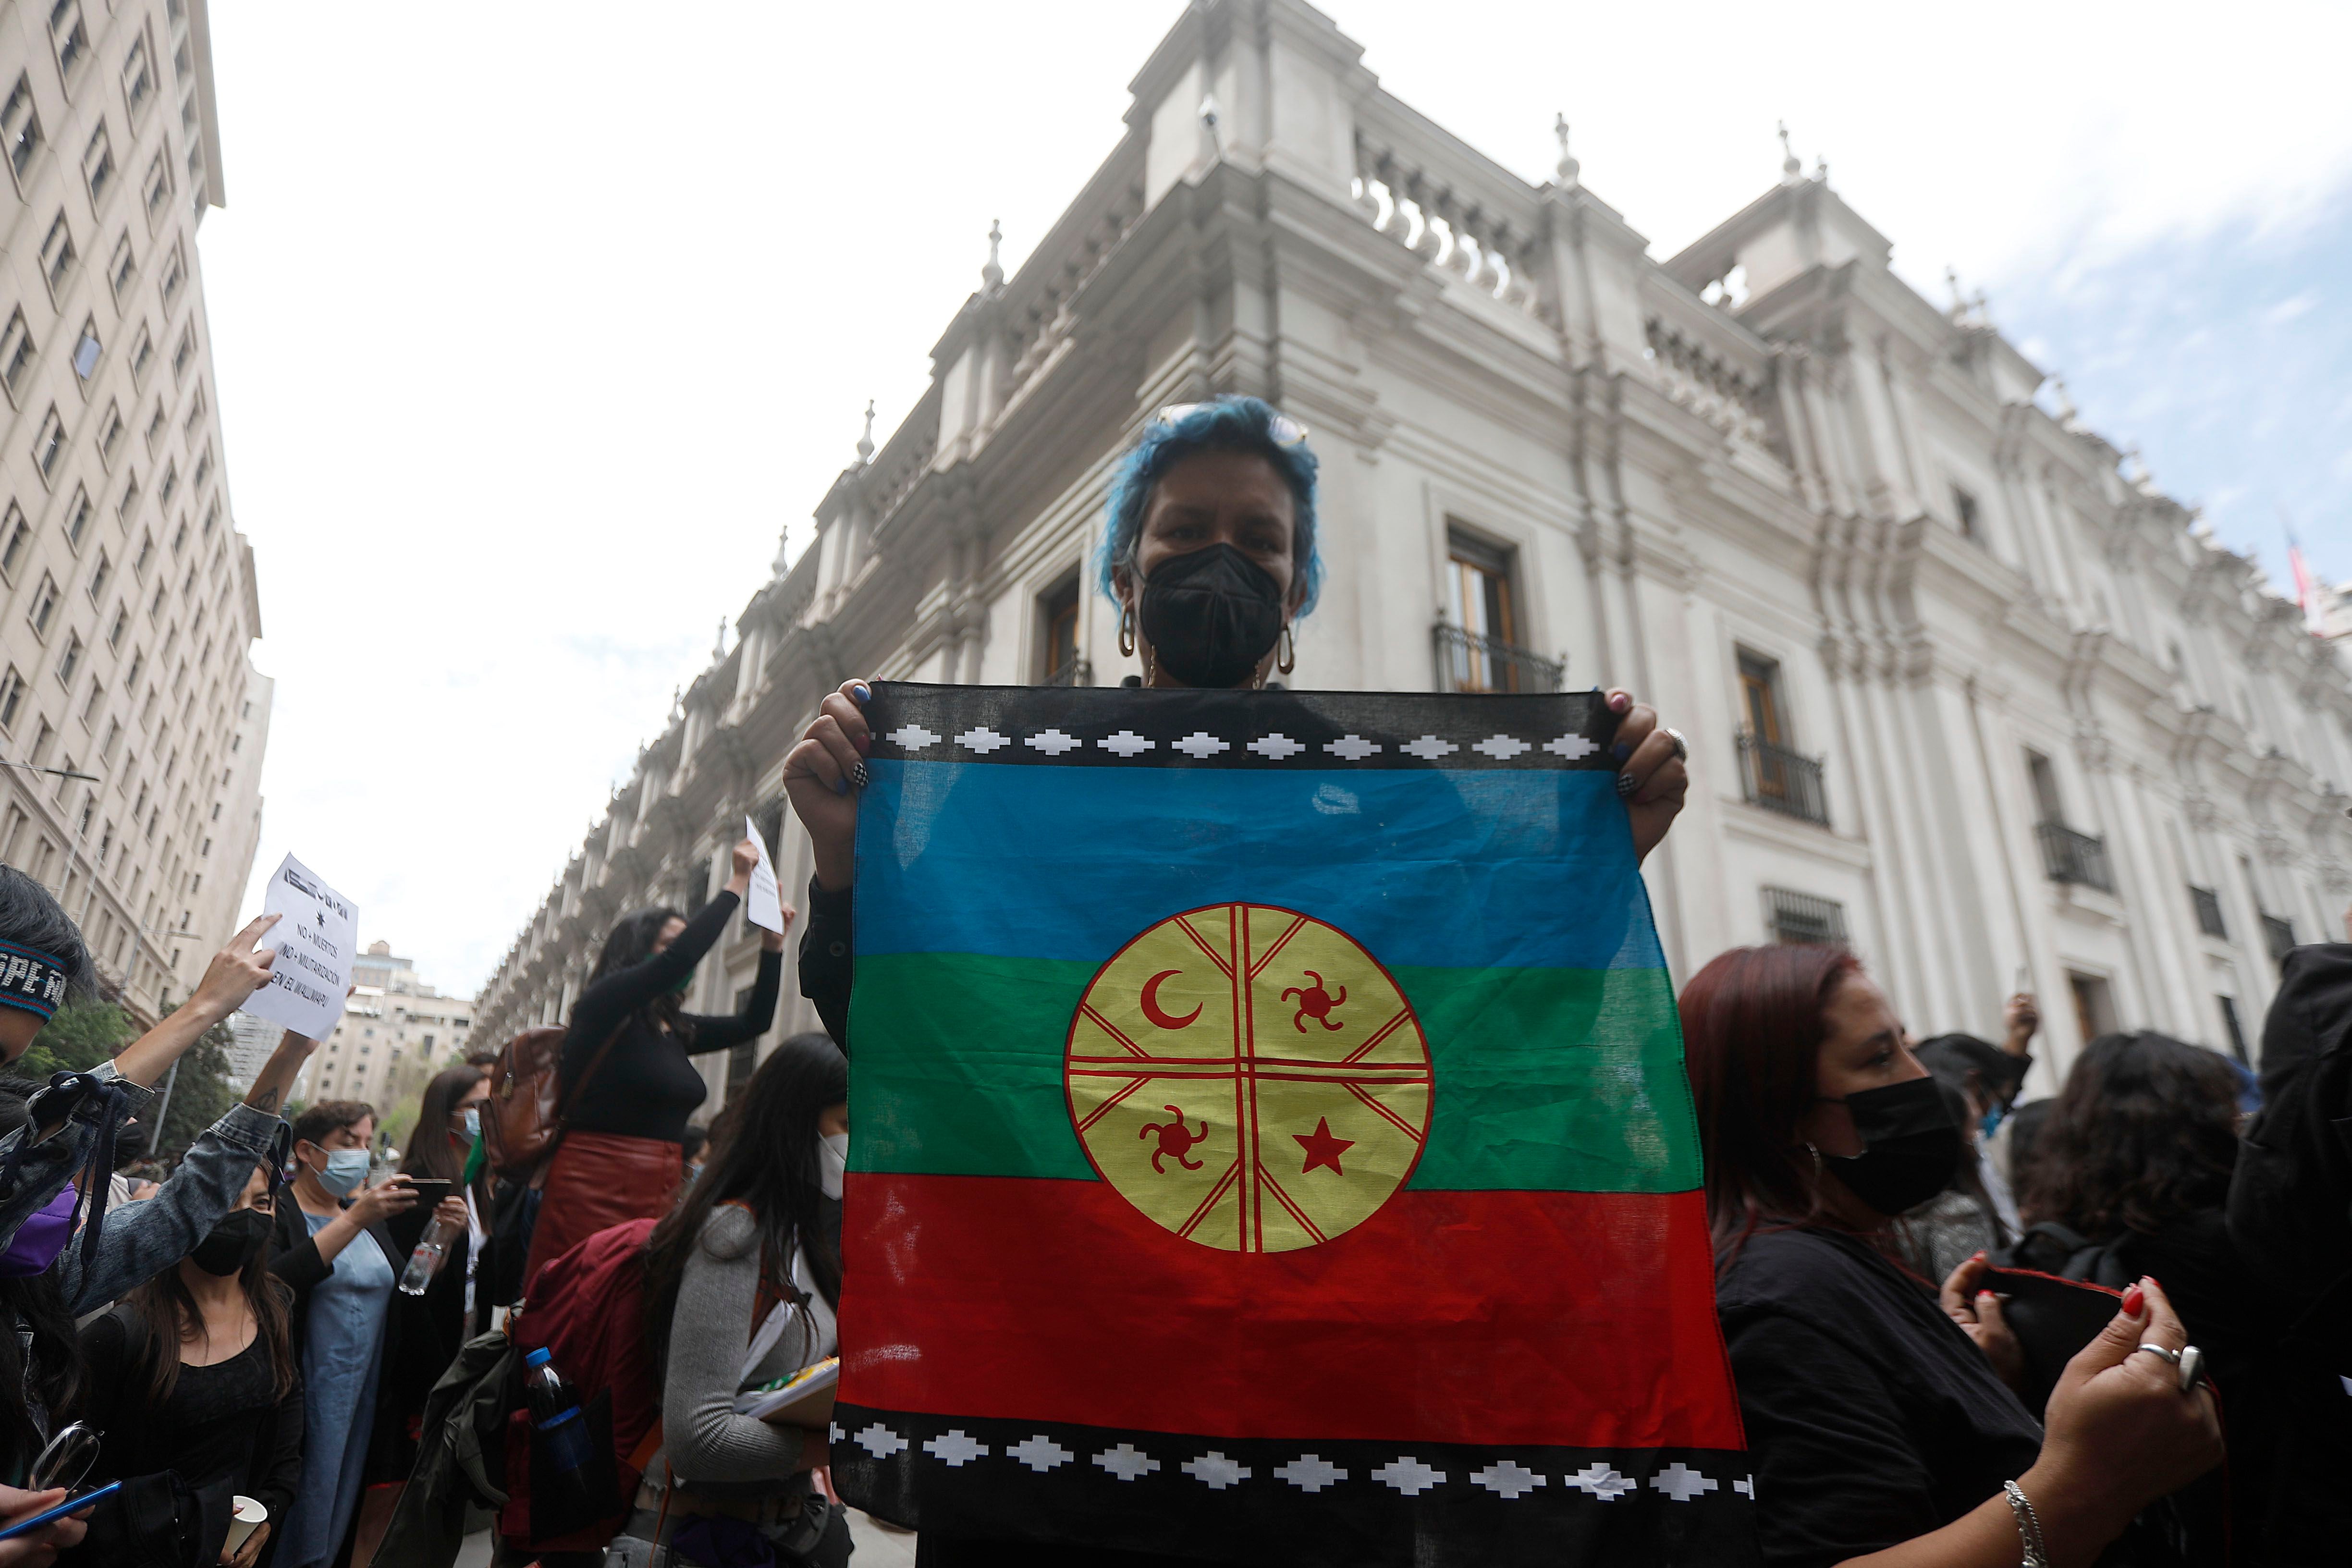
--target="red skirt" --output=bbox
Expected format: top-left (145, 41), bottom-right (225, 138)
top-left (522, 1130), bottom-right (683, 1294)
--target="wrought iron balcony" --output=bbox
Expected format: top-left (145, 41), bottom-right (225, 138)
top-left (1765, 887), bottom-right (1848, 947)
top-left (2035, 821), bottom-right (2115, 893)
top-left (1737, 733), bottom-right (1830, 827)
top-left (1433, 624), bottom-right (1563, 694)
top-left (2189, 885), bottom-right (2227, 940)
top-left (2263, 913), bottom-right (2298, 965)
top-left (1040, 656), bottom-right (1092, 689)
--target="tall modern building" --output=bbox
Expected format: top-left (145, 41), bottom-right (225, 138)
top-left (296, 940), bottom-right (475, 1112)
top-left (472, 0), bottom-right (2352, 1104)
top-left (0, 0), bottom-right (267, 1021)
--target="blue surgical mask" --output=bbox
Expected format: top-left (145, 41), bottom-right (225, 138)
top-left (314, 1148), bottom-right (371, 1200)
top-left (1981, 1104), bottom-right (2006, 1140)
top-left (459, 1108), bottom-right (480, 1142)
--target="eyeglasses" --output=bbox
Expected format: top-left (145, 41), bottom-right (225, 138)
top-left (30, 1421), bottom-right (100, 1491)
top-left (1155, 404), bottom-right (1310, 447)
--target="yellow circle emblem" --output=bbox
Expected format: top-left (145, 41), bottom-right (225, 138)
top-left (1064, 904), bottom-right (1433, 1253)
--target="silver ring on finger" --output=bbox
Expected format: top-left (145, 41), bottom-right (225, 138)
top-left (1663, 727), bottom-right (1688, 762)
top-left (2133, 1342), bottom-right (2181, 1366)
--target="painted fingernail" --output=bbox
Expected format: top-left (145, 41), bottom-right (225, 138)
top-left (1972, 1250), bottom-right (1987, 1262)
top-left (849, 760), bottom-right (870, 790)
top-left (853, 733), bottom-right (871, 757)
top-left (1612, 742), bottom-right (1633, 762)
top-left (852, 684), bottom-right (871, 703)
top-left (1976, 1290), bottom-right (1996, 1302)
top-left (1615, 773), bottom-right (1638, 798)
top-left (833, 778), bottom-right (849, 796)
top-left (1609, 693), bottom-right (1631, 713)
top-left (2121, 1284), bottom-right (2144, 1317)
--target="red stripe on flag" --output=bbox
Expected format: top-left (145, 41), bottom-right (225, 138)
top-left (837, 1174), bottom-right (1743, 1451)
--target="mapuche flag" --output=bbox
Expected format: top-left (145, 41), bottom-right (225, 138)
top-left (831, 684), bottom-right (1752, 1566)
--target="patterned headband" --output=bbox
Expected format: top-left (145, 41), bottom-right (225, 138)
top-left (0, 938), bottom-right (71, 1021)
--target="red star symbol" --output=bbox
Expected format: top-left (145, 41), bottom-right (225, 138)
top-left (1294, 1116), bottom-right (1354, 1176)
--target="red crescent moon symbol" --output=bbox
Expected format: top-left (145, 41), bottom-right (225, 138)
top-left (1139, 969), bottom-right (1202, 1030)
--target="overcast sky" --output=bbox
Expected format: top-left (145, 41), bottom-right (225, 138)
top-left (199, 1), bottom-right (2352, 998)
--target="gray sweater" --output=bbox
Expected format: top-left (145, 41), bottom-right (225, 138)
top-left (659, 1202), bottom-right (833, 1490)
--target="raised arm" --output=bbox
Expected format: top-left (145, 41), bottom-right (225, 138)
top-left (111, 915), bottom-right (281, 1088)
top-left (54, 1101), bottom-right (285, 1313)
top-left (681, 916), bottom-right (788, 1055)
top-left (567, 872), bottom-right (751, 1057)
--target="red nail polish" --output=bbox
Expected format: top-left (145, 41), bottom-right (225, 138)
top-left (1976, 1290), bottom-right (1995, 1302)
top-left (2121, 1285), bottom-right (2144, 1317)
top-left (1971, 1250), bottom-right (1986, 1262)
top-left (854, 734), bottom-right (871, 757)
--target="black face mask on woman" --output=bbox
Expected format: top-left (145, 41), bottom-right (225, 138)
top-left (1139, 542), bottom-right (1286, 689)
top-left (1818, 1076), bottom-right (1960, 1216)
top-left (189, 1208), bottom-right (272, 1277)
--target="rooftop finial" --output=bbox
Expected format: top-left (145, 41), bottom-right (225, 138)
top-left (855, 400), bottom-right (876, 464)
top-left (1554, 112), bottom-right (1580, 188)
top-left (2050, 374), bottom-right (2079, 426)
top-left (1813, 154), bottom-right (1828, 183)
top-left (1946, 266), bottom-right (1965, 313)
top-left (1778, 120), bottom-right (1801, 183)
top-left (714, 617), bottom-right (728, 661)
top-left (981, 218), bottom-right (1004, 290)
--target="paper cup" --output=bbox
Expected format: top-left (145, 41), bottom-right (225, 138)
top-left (223, 1496), bottom-right (267, 1556)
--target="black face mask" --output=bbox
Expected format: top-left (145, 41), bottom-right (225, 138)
top-left (1819, 1076), bottom-right (1960, 1217)
top-left (1138, 542), bottom-right (1286, 689)
top-left (189, 1207), bottom-right (271, 1277)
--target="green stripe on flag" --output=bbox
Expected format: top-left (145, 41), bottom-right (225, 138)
top-left (846, 954), bottom-right (1698, 1192)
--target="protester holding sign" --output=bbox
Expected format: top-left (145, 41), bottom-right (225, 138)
top-left (518, 839), bottom-right (788, 1291)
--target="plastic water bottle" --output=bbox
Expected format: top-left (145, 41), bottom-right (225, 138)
top-left (523, 1347), bottom-right (599, 1512)
top-left (395, 1217), bottom-right (456, 1297)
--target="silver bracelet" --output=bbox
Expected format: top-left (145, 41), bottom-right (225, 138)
top-left (2003, 1480), bottom-right (2049, 1568)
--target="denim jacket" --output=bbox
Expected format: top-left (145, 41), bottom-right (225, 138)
top-left (55, 1100), bottom-right (285, 1314)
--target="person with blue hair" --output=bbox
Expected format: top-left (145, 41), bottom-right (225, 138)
top-left (787, 396), bottom-right (1688, 893)
top-left (779, 394), bottom-right (1692, 1564)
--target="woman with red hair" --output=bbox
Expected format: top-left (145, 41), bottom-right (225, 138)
top-left (1681, 944), bottom-right (2219, 1567)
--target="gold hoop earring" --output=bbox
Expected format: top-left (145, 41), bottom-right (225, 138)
top-left (1118, 603), bottom-right (1137, 659)
top-left (1275, 623), bottom-right (1296, 675)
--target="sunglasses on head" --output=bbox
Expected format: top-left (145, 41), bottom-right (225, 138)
top-left (1155, 404), bottom-right (1310, 447)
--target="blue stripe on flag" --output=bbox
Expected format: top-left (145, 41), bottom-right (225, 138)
top-left (853, 760), bottom-right (1662, 971)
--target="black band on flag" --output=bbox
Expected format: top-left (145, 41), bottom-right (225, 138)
top-left (863, 684), bottom-right (1622, 772)
top-left (832, 1404), bottom-right (1757, 1568)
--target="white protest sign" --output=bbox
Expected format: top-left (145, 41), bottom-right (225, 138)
top-left (744, 816), bottom-right (786, 933)
top-left (241, 853), bottom-right (358, 1042)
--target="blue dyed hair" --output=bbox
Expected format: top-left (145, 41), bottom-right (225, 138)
top-left (1096, 396), bottom-right (1323, 616)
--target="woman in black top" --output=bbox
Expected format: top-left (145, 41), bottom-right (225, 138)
top-left (520, 839), bottom-right (784, 1289)
top-left (77, 1163), bottom-right (302, 1568)
top-left (1682, 943), bottom-right (2220, 1568)
top-left (2013, 1031), bottom-right (2274, 1557)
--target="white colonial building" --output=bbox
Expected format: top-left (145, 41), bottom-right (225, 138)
top-left (473, 0), bottom-right (2352, 1103)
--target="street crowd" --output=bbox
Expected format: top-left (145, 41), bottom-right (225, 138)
top-left (0, 398), bottom-right (2337, 1568)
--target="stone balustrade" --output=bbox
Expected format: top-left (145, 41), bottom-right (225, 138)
top-left (1350, 122), bottom-right (1545, 319)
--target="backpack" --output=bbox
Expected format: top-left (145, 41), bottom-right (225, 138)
top-left (497, 1217), bottom-right (661, 1553)
top-left (481, 1024), bottom-right (624, 1178)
